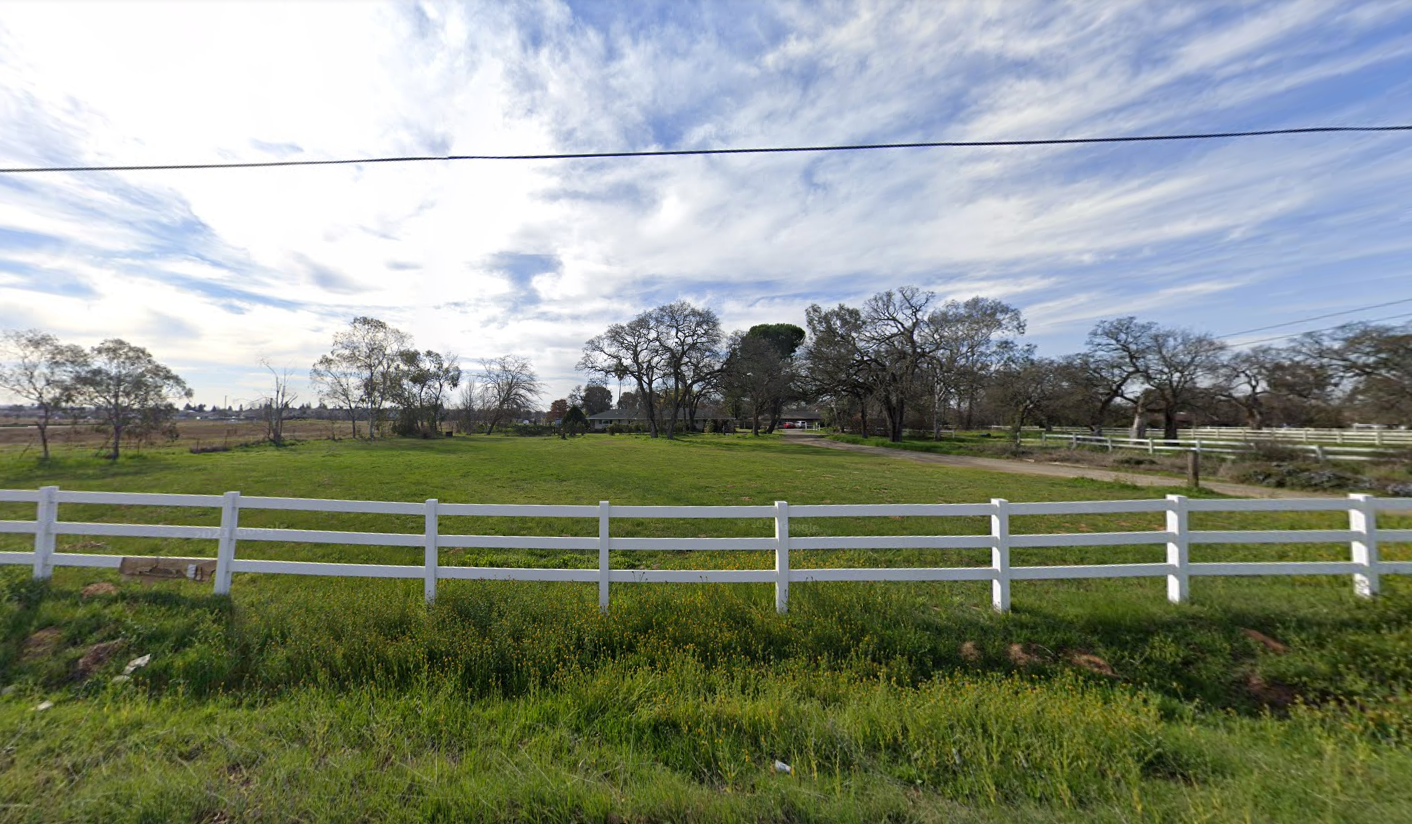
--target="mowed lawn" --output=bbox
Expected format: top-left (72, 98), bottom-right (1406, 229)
top-left (2, 435), bottom-right (1411, 823)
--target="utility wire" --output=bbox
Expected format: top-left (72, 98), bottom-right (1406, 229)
top-left (1231, 310), bottom-right (1412, 347)
top-left (0, 124), bottom-right (1409, 174)
top-left (1221, 296), bottom-right (1412, 337)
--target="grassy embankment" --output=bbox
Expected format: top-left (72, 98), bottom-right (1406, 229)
top-left (2, 434), bottom-right (1412, 822)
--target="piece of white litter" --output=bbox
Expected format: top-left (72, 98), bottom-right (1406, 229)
top-left (34, 700), bottom-right (53, 712)
top-left (111, 675), bottom-right (131, 685)
top-left (773, 760), bottom-right (792, 775)
top-left (122, 654), bottom-right (151, 676)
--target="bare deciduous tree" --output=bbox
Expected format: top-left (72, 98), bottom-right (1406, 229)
top-left (479, 355), bottom-right (543, 434)
top-left (258, 360), bottom-right (300, 446)
top-left (580, 313), bottom-right (667, 437)
top-left (1087, 317), bottom-right (1226, 441)
top-left (652, 301), bottom-right (723, 438)
top-left (310, 353), bottom-right (362, 438)
top-left (0, 329), bottom-right (89, 460)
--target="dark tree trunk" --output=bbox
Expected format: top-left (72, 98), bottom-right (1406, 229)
top-left (1162, 409), bottom-right (1179, 442)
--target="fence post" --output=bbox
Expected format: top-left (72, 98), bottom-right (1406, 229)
top-left (1147, 438), bottom-right (1155, 455)
top-left (31, 485), bottom-right (58, 580)
top-left (1350, 493), bottom-right (1379, 599)
top-left (213, 491), bottom-right (240, 595)
top-left (775, 500), bottom-right (790, 614)
top-left (424, 499), bottom-right (438, 604)
top-left (1165, 494), bottom-right (1189, 604)
top-left (598, 501), bottom-right (611, 613)
top-left (1314, 444), bottom-right (1326, 462)
top-left (991, 498), bottom-right (1010, 613)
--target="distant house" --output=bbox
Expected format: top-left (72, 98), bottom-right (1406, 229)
top-left (586, 405), bottom-right (823, 432)
top-left (587, 408), bottom-right (647, 430)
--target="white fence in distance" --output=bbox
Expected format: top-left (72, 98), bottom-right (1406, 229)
top-left (1183, 426), bottom-right (1412, 447)
top-left (1, 486), bottom-right (1410, 613)
top-left (1039, 432), bottom-right (1402, 462)
top-left (1002, 425), bottom-right (1412, 448)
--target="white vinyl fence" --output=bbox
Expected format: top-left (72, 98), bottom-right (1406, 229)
top-left (1002, 425), bottom-right (1412, 448)
top-left (1038, 432), bottom-right (1402, 462)
top-left (1183, 427), bottom-right (1412, 447)
top-left (1, 487), bottom-right (1409, 613)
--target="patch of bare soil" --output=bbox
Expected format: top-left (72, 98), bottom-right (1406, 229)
top-left (81, 582), bottom-right (119, 598)
top-left (21, 627), bottom-right (62, 661)
top-left (959, 641), bottom-right (981, 662)
top-left (74, 640), bottom-right (125, 680)
top-left (1068, 652), bottom-right (1118, 678)
top-left (1008, 643), bottom-right (1048, 667)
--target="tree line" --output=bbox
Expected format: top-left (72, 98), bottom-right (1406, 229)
top-left (0, 331), bottom-right (191, 460)
top-left (306, 316), bottom-right (545, 439)
top-left (5, 299), bottom-right (1406, 458)
top-left (575, 289), bottom-right (1412, 442)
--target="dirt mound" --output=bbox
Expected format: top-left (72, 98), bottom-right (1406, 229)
top-left (1068, 652), bottom-right (1117, 678)
top-left (81, 582), bottom-right (119, 598)
top-left (959, 641), bottom-right (981, 662)
top-left (21, 627), bottom-right (62, 661)
top-left (74, 640), bottom-right (126, 680)
top-left (1008, 643), bottom-right (1047, 667)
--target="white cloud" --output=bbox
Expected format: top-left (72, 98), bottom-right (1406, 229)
top-left (1, 0), bottom-right (1411, 405)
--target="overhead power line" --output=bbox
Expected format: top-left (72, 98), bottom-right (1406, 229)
top-left (1, 124), bottom-right (1409, 174)
top-left (1221, 296), bottom-right (1412, 338)
top-left (1232, 310), bottom-right (1412, 347)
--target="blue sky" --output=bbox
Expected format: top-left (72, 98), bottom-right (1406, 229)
top-left (1, 0), bottom-right (1411, 406)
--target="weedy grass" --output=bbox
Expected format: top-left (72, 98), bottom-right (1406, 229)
top-left (1, 434), bottom-right (1411, 822)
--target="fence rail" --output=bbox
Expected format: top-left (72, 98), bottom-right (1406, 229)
top-left (1000, 425), bottom-right (1412, 446)
top-left (1039, 432), bottom-right (1403, 462)
top-left (1, 486), bottom-right (1409, 612)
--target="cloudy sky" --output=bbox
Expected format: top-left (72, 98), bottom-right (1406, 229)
top-left (2, 0), bottom-right (1411, 407)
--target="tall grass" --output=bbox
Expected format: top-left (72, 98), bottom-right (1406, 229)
top-left (2, 436), bottom-right (1412, 821)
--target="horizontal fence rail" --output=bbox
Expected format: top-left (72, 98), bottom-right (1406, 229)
top-left (1001, 425), bottom-right (1412, 447)
top-left (1, 486), bottom-right (1409, 612)
top-left (1038, 432), bottom-right (1403, 462)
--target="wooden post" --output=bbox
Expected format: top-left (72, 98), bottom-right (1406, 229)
top-left (423, 499), bottom-right (438, 604)
top-left (31, 485), bottom-right (58, 580)
top-left (775, 500), bottom-right (790, 614)
top-left (991, 498), bottom-right (1010, 613)
top-left (213, 491), bottom-right (240, 595)
top-left (598, 501), bottom-right (611, 613)
top-left (1350, 494), bottom-right (1379, 599)
top-left (1165, 494), bottom-right (1189, 604)
top-left (1186, 450), bottom-right (1200, 490)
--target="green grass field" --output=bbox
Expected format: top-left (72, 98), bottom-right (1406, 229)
top-left (2, 434), bottom-right (1411, 822)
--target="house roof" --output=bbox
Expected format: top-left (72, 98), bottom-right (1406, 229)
top-left (588, 408), bottom-right (646, 421)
